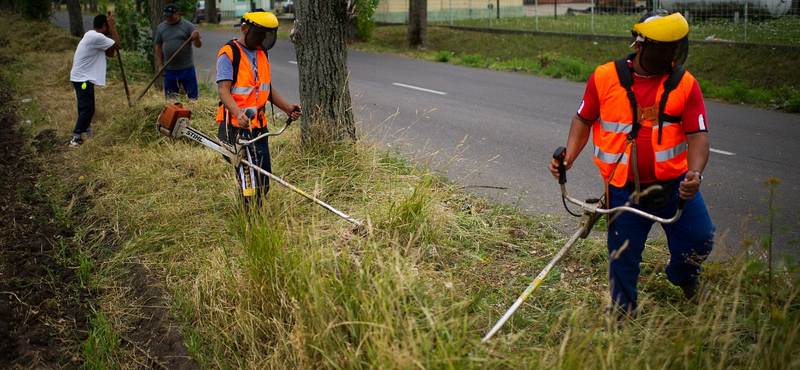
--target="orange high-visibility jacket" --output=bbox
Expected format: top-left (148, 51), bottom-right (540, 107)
top-left (216, 41), bottom-right (271, 129)
top-left (591, 61), bottom-right (696, 187)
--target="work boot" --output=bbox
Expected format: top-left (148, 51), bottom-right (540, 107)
top-left (680, 282), bottom-right (711, 304)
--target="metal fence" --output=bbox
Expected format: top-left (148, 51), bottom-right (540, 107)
top-left (438, 0), bottom-right (800, 46)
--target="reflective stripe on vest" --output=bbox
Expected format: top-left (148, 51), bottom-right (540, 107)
top-left (591, 60), bottom-right (696, 186)
top-left (600, 120), bottom-right (632, 134)
top-left (594, 146), bottom-right (629, 165)
top-left (655, 141), bottom-right (687, 162)
top-left (215, 41), bottom-right (271, 129)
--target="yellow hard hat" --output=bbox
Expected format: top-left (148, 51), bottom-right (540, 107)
top-left (241, 9), bottom-right (278, 30)
top-left (632, 11), bottom-right (689, 43)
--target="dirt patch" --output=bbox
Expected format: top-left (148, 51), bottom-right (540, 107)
top-left (0, 73), bottom-right (198, 368)
top-left (0, 77), bottom-right (90, 368)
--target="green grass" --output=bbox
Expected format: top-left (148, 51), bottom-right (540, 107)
top-left (3, 11), bottom-right (800, 369)
top-left (451, 13), bottom-right (800, 46)
top-left (353, 24), bottom-right (800, 112)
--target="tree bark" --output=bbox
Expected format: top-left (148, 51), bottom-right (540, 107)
top-left (66, 0), bottom-right (84, 37)
top-left (149, 0), bottom-right (168, 90)
top-left (407, 0), bottom-right (427, 49)
top-left (204, 0), bottom-right (217, 24)
top-left (293, 0), bottom-right (356, 145)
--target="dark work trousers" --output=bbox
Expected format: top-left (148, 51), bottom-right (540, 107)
top-left (606, 173), bottom-right (715, 314)
top-left (72, 81), bottom-right (95, 135)
top-left (218, 123), bottom-right (271, 211)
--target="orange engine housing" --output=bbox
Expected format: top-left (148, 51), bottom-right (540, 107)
top-left (157, 102), bottom-right (192, 130)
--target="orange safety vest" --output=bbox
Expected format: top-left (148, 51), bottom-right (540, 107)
top-left (215, 40), bottom-right (271, 129)
top-left (591, 60), bottom-right (695, 187)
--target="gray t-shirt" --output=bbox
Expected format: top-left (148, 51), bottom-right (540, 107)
top-left (155, 18), bottom-right (196, 71)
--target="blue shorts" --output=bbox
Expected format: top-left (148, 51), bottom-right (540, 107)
top-left (164, 66), bottom-right (198, 100)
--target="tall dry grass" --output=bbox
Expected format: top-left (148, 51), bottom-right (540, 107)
top-left (3, 13), bottom-right (798, 369)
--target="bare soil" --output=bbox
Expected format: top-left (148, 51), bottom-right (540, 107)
top-left (0, 73), bottom-right (198, 368)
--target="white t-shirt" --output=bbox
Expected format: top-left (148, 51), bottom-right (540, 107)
top-left (70, 30), bottom-right (116, 86)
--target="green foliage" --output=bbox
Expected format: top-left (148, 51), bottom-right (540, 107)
top-left (434, 50), bottom-right (454, 62)
top-left (541, 55), bottom-right (595, 81)
top-left (456, 53), bottom-right (487, 68)
top-left (354, 0), bottom-right (379, 41)
top-left (770, 85), bottom-right (800, 113)
top-left (15, 0), bottom-right (50, 20)
top-left (113, 0), bottom-right (147, 52)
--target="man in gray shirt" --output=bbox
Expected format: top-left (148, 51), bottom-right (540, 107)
top-left (155, 4), bottom-right (202, 99)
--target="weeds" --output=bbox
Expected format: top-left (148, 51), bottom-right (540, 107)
top-left (4, 13), bottom-right (799, 370)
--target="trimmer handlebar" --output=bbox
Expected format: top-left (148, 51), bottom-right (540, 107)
top-left (237, 107), bottom-right (301, 146)
top-left (553, 146), bottom-right (685, 224)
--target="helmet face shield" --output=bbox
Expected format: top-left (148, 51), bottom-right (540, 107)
top-left (244, 25), bottom-right (277, 50)
top-left (639, 37), bottom-right (688, 74)
top-left (241, 9), bottom-right (278, 50)
top-left (632, 10), bottom-right (690, 74)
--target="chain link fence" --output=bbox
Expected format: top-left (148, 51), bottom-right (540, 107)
top-left (434, 0), bottom-right (800, 46)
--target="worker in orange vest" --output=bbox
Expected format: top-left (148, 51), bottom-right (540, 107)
top-left (216, 9), bottom-right (302, 211)
top-left (549, 10), bottom-right (715, 318)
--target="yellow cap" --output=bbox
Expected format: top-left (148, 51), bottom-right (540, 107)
top-left (633, 12), bottom-right (689, 42)
top-left (242, 11), bottom-right (278, 29)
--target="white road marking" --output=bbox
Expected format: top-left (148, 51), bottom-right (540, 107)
top-left (289, 61), bottom-right (298, 65)
top-left (392, 83), bottom-right (447, 95)
top-left (710, 148), bottom-right (735, 155)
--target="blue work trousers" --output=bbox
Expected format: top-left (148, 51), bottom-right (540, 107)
top-left (607, 174), bottom-right (715, 313)
top-left (164, 66), bottom-right (198, 100)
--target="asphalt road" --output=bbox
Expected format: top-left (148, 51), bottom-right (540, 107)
top-left (54, 13), bottom-right (800, 259)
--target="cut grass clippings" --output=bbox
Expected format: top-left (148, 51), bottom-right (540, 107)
top-left (3, 12), bottom-right (799, 369)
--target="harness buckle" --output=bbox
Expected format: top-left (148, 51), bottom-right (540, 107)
top-left (637, 105), bottom-right (659, 123)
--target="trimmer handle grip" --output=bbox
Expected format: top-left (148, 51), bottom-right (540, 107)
top-left (285, 106), bottom-right (301, 126)
top-left (245, 109), bottom-right (256, 120)
top-left (553, 146), bottom-right (567, 185)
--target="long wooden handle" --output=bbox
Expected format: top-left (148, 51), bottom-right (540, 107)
top-left (117, 51), bottom-right (131, 107)
top-left (135, 36), bottom-right (194, 103)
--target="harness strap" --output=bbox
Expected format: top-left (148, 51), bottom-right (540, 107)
top-left (657, 66), bottom-right (686, 145)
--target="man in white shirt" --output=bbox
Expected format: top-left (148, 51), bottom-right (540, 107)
top-left (69, 14), bottom-right (120, 147)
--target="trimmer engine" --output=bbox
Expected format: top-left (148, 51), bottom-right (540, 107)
top-left (157, 102), bottom-right (192, 136)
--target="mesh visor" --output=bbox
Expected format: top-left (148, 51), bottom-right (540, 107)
top-left (245, 25), bottom-right (277, 51)
top-left (639, 36), bottom-right (688, 75)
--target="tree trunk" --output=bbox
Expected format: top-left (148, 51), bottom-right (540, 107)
top-left (66, 0), bottom-right (84, 37)
top-left (149, 0), bottom-right (168, 90)
top-left (204, 0), bottom-right (217, 24)
top-left (90, 0), bottom-right (97, 13)
top-left (407, 0), bottom-right (427, 49)
top-left (293, 0), bottom-right (356, 145)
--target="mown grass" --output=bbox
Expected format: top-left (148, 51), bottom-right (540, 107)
top-left (352, 24), bottom-right (800, 112)
top-left (3, 12), bottom-right (799, 369)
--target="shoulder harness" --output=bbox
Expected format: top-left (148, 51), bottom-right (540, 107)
top-left (614, 54), bottom-right (686, 145)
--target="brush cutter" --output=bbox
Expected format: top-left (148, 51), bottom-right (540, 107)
top-left (156, 103), bottom-right (364, 230)
top-left (480, 146), bottom-right (685, 342)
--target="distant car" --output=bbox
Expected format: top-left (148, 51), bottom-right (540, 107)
top-left (192, 4), bottom-right (221, 23)
top-left (283, 0), bottom-right (294, 13)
